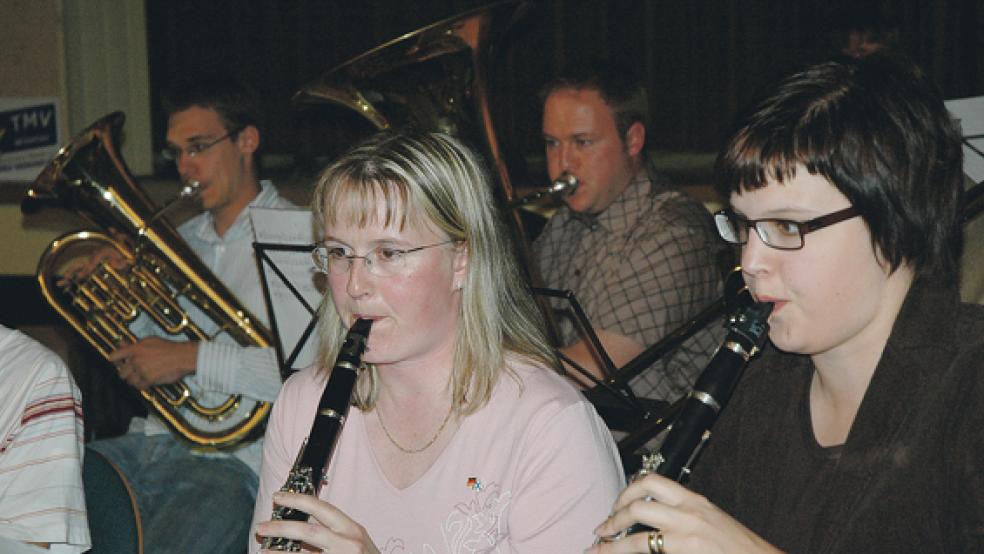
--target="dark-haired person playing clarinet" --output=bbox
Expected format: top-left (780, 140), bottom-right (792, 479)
top-left (591, 53), bottom-right (984, 553)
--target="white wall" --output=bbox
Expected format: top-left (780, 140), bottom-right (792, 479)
top-left (1, 0), bottom-right (153, 276)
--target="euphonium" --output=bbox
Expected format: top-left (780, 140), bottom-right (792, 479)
top-left (261, 318), bottom-right (372, 551)
top-left (22, 111), bottom-right (274, 449)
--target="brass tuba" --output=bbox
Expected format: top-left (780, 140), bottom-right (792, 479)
top-left (294, 0), bottom-right (526, 204)
top-left (22, 111), bottom-right (273, 449)
top-left (294, 0), bottom-right (556, 340)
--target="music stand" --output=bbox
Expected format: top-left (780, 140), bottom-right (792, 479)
top-left (946, 95), bottom-right (984, 219)
top-left (533, 277), bottom-right (742, 448)
top-left (947, 95), bottom-right (984, 304)
top-left (533, 287), bottom-right (662, 430)
top-left (250, 207), bottom-right (322, 379)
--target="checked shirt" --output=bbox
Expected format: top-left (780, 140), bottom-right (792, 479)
top-left (533, 168), bottom-right (727, 401)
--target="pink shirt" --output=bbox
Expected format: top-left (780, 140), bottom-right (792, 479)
top-left (251, 360), bottom-right (623, 553)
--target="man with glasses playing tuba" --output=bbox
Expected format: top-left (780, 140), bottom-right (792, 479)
top-left (535, 61), bottom-right (726, 403)
top-left (81, 78), bottom-right (296, 553)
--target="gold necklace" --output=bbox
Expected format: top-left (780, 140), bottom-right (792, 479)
top-left (377, 403), bottom-right (455, 454)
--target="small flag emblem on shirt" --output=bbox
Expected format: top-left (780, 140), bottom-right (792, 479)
top-left (467, 477), bottom-right (482, 491)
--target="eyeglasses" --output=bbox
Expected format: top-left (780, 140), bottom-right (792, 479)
top-left (160, 131), bottom-right (237, 163)
top-left (714, 206), bottom-right (860, 250)
top-left (312, 241), bottom-right (456, 277)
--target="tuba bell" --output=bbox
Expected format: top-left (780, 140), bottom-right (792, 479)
top-left (22, 111), bottom-right (273, 449)
top-left (294, 0), bottom-right (559, 343)
top-left (293, 0), bottom-right (527, 205)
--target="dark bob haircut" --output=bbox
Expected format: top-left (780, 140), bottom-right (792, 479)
top-left (715, 53), bottom-right (964, 281)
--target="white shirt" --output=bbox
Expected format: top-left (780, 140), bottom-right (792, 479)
top-left (0, 325), bottom-right (90, 552)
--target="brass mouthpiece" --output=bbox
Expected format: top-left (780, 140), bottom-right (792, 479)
top-left (548, 173), bottom-right (578, 196)
top-left (179, 181), bottom-right (202, 198)
top-left (509, 173), bottom-right (579, 209)
top-left (147, 181), bottom-right (202, 225)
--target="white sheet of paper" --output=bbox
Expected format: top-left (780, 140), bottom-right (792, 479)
top-left (0, 536), bottom-right (49, 553)
top-left (249, 206), bottom-right (322, 370)
top-left (945, 95), bottom-right (984, 185)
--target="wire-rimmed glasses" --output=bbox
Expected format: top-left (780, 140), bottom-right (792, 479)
top-left (714, 206), bottom-right (860, 250)
top-left (311, 241), bottom-right (456, 277)
top-left (160, 130), bottom-right (238, 163)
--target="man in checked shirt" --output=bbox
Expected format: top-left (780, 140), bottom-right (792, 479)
top-left (534, 61), bottom-right (726, 403)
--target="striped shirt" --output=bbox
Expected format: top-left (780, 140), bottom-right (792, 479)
top-left (0, 325), bottom-right (89, 552)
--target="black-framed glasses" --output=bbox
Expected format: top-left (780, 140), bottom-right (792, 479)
top-left (311, 240), bottom-right (456, 277)
top-left (160, 131), bottom-right (237, 163)
top-left (714, 206), bottom-right (860, 250)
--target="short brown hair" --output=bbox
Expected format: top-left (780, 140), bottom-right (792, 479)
top-left (540, 61), bottom-right (650, 144)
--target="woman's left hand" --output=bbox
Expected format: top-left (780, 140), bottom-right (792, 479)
top-left (585, 474), bottom-right (781, 554)
top-left (256, 492), bottom-right (380, 554)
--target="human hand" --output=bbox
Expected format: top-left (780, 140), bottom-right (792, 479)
top-left (108, 337), bottom-right (198, 389)
top-left (256, 492), bottom-right (380, 554)
top-left (586, 474), bottom-right (781, 554)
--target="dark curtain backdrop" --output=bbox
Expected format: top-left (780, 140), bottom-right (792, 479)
top-left (145, 0), bottom-right (984, 182)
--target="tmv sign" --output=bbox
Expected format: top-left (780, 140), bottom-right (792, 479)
top-left (0, 98), bottom-right (62, 182)
top-left (1, 103), bottom-right (58, 153)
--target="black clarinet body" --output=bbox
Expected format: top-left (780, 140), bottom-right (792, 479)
top-left (623, 301), bottom-right (772, 537)
top-left (261, 318), bottom-right (372, 552)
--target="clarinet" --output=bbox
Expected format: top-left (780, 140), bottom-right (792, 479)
top-left (615, 301), bottom-right (773, 539)
top-left (261, 318), bottom-right (372, 551)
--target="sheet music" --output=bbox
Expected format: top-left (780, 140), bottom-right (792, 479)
top-left (945, 95), bottom-right (984, 185)
top-left (250, 206), bottom-right (322, 370)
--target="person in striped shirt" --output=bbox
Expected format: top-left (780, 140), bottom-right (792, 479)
top-left (0, 324), bottom-right (89, 552)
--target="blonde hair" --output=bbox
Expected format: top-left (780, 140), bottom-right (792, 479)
top-left (311, 131), bottom-right (558, 415)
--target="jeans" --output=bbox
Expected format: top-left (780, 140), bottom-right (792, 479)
top-left (86, 433), bottom-right (258, 554)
